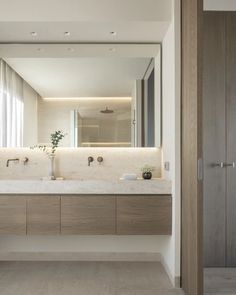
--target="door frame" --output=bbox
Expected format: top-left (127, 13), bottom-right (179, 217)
top-left (181, 0), bottom-right (203, 294)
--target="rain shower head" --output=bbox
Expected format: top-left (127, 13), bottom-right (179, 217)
top-left (100, 107), bottom-right (114, 114)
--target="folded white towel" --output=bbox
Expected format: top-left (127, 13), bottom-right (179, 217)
top-left (121, 173), bottom-right (138, 180)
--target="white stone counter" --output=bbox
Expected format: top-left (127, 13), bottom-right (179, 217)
top-left (0, 179), bottom-right (172, 195)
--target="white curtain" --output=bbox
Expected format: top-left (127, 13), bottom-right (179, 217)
top-left (0, 59), bottom-right (24, 147)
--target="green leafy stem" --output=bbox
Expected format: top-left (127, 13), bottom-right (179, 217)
top-left (31, 130), bottom-right (67, 155)
top-left (141, 165), bottom-right (155, 173)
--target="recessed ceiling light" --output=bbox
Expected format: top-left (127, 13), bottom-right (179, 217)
top-left (67, 47), bottom-right (74, 52)
top-left (110, 31), bottom-right (117, 36)
top-left (64, 31), bottom-right (71, 36)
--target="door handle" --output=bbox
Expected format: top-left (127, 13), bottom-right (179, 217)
top-left (212, 162), bottom-right (235, 168)
top-left (212, 162), bottom-right (224, 168)
top-left (224, 162), bottom-right (235, 168)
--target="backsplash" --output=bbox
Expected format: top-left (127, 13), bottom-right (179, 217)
top-left (0, 148), bottom-right (162, 180)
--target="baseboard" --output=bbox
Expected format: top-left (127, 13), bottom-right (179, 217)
top-left (0, 252), bottom-right (162, 262)
top-left (160, 254), bottom-right (180, 288)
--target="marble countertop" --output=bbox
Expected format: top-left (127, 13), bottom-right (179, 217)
top-left (0, 179), bottom-right (172, 195)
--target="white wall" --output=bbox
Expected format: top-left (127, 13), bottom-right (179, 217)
top-left (0, 235), bottom-right (168, 255)
top-left (161, 0), bottom-right (181, 285)
top-left (0, 148), bottom-right (161, 180)
top-left (23, 81), bottom-right (38, 147)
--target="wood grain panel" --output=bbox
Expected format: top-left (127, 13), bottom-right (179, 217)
top-left (0, 196), bottom-right (26, 235)
top-left (27, 196), bottom-right (60, 235)
top-left (61, 195), bottom-right (116, 235)
top-left (203, 12), bottom-right (227, 267)
top-left (117, 195), bottom-right (172, 235)
top-left (226, 12), bottom-right (236, 267)
top-left (181, 0), bottom-right (203, 293)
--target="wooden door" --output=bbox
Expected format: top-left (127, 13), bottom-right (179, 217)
top-left (61, 195), bottom-right (116, 234)
top-left (0, 196), bottom-right (26, 235)
top-left (203, 12), bottom-right (227, 267)
top-left (226, 12), bottom-right (236, 266)
top-left (27, 196), bottom-right (60, 235)
top-left (181, 0), bottom-right (203, 294)
top-left (117, 195), bottom-right (172, 235)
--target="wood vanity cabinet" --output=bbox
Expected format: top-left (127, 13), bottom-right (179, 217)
top-left (0, 194), bottom-right (172, 235)
top-left (27, 196), bottom-right (60, 235)
top-left (0, 196), bottom-right (26, 235)
top-left (117, 195), bottom-right (172, 235)
top-left (61, 195), bottom-right (116, 234)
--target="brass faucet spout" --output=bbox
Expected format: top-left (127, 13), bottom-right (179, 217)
top-left (6, 158), bottom-right (20, 167)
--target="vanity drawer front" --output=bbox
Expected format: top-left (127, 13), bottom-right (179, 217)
top-left (27, 196), bottom-right (60, 235)
top-left (0, 196), bottom-right (26, 235)
top-left (61, 196), bottom-right (116, 235)
top-left (117, 195), bottom-right (172, 235)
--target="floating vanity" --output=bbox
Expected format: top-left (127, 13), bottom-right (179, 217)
top-left (0, 179), bottom-right (172, 236)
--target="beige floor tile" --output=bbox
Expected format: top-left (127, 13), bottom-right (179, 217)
top-left (0, 262), bottom-right (184, 295)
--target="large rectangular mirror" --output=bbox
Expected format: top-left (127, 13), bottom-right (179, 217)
top-left (0, 44), bottom-right (161, 148)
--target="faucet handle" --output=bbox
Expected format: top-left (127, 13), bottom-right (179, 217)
top-left (23, 157), bottom-right (29, 165)
top-left (88, 156), bottom-right (94, 166)
top-left (97, 156), bottom-right (103, 164)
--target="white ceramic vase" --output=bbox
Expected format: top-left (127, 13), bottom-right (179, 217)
top-left (49, 153), bottom-right (56, 180)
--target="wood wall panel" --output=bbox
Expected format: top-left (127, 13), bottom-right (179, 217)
top-left (226, 12), bottom-right (236, 267)
top-left (203, 12), bottom-right (226, 267)
top-left (181, 0), bottom-right (203, 294)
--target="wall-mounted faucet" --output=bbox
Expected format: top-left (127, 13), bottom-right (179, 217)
top-left (6, 158), bottom-right (20, 167)
top-left (88, 156), bottom-right (94, 166)
top-left (6, 157), bottom-right (29, 167)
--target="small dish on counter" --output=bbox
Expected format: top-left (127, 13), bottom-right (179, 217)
top-left (120, 174), bottom-right (138, 180)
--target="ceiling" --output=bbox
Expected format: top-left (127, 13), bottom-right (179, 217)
top-left (1, 0), bottom-right (234, 42)
top-left (5, 58), bottom-right (151, 97)
top-left (0, 21), bottom-right (170, 43)
top-left (0, 0), bottom-right (165, 98)
top-left (0, 0), bottom-right (172, 43)
top-left (0, 0), bottom-right (171, 21)
top-left (0, 44), bottom-right (160, 58)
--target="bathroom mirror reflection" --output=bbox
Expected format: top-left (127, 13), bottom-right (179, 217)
top-left (0, 44), bottom-right (161, 148)
top-left (70, 98), bottom-right (131, 147)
